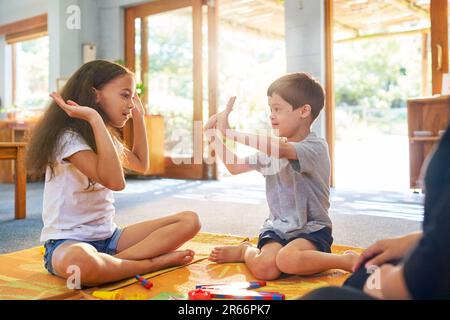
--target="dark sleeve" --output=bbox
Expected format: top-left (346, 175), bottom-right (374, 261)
top-left (402, 181), bottom-right (450, 299)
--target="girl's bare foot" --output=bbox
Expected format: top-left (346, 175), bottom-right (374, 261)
top-left (208, 242), bottom-right (253, 263)
top-left (342, 250), bottom-right (360, 272)
top-left (145, 250), bottom-right (195, 272)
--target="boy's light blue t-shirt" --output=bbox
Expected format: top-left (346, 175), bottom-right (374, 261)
top-left (246, 132), bottom-right (332, 240)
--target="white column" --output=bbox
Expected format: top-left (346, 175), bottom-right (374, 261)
top-left (48, 0), bottom-right (82, 92)
top-left (284, 0), bottom-right (326, 138)
top-left (0, 37), bottom-right (12, 109)
top-left (97, 0), bottom-right (154, 61)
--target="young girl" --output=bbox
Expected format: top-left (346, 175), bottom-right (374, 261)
top-left (26, 60), bottom-right (201, 287)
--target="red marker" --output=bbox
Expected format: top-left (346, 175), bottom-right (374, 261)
top-left (135, 275), bottom-right (153, 290)
top-left (188, 289), bottom-right (212, 300)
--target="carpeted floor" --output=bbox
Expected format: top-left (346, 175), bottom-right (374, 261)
top-left (0, 232), bottom-right (363, 300)
top-left (0, 172), bottom-right (424, 254)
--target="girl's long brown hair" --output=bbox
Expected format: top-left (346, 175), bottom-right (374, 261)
top-left (26, 60), bottom-right (133, 180)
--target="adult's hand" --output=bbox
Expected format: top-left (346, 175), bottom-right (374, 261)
top-left (353, 232), bottom-right (422, 272)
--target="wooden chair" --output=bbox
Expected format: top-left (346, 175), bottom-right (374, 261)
top-left (0, 142), bottom-right (26, 219)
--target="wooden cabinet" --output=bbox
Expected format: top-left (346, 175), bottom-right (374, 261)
top-left (122, 115), bottom-right (165, 176)
top-left (407, 95), bottom-right (450, 189)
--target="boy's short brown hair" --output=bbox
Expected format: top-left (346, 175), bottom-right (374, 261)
top-left (267, 72), bottom-right (325, 121)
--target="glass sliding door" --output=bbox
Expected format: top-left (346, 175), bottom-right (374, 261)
top-left (146, 7), bottom-right (194, 160)
top-left (125, 0), bottom-right (217, 179)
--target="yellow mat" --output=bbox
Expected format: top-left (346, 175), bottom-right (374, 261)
top-left (0, 232), bottom-right (363, 300)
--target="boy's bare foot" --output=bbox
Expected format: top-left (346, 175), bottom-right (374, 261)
top-left (342, 250), bottom-right (360, 272)
top-left (208, 242), bottom-right (252, 263)
top-left (145, 250), bottom-right (195, 272)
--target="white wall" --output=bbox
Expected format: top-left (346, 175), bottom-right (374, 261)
top-left (0, 0), bottom-right (85, 102)
top-left (0, 36), bottom-right (5, 109)
top-left (0, 0), bottom-right (48, 108)
top-left (0, 37), bottom-right (11, 109)
top-left (96, 0), bottom-right (150, 60)
top-left (0, 0), bottom-right (48, 25)
top-left (284, 0), bottom-right (326, 138)
top-left (48, 0), bottom-right (82, 92)
top-left (0, 0), bottom-right (152, 108)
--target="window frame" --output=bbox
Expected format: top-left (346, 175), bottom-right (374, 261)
top-left (0, 14), bottom-right (48, 108)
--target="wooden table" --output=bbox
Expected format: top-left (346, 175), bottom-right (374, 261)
top-left (0, 119), bottom-right (35, 183)
top-left (0, 142), bottom-right (26, 219)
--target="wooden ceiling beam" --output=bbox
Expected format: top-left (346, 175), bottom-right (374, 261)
top-left (219, 0), bottom-right (284, 38)
top-left (220, 18), bottom-right (284, 39)
top-left (336, 26), bottom-right (429, 43)
top-left (220, 0), bottom-right (283, 15)
top-left (385, 0), bottom-right (429, 20)
top-left (252, 0), bottom-right (285, 13)
top-left (334, 20), bottom-right (360, 36)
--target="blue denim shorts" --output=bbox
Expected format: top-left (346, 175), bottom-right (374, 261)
top-left (43, 228), bottom-right (123, 276)
top-left (257, 227), bottom-right (333, 253)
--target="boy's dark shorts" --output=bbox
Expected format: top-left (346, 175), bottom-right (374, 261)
top-left (257, 227), bottom-right (333, 253)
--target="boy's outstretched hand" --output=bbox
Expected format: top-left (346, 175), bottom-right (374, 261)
top-left (204, 96), bottom-right (236, 134)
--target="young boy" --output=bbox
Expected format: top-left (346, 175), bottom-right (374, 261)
top-left (204, 73), bottom-right (358, 280)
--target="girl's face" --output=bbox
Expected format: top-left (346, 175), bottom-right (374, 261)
top-left (95, 74), bottom-right (136, 128)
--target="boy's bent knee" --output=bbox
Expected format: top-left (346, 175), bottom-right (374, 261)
top-left (276, 248), bottom-right (307, 275)
top-left (252, 266), bottom-right (281, 280)
top-left (250, 258), bottom-right (281, 280)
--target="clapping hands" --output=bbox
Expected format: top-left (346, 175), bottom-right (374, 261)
top-left (204, 96), bottom-right (236, 136)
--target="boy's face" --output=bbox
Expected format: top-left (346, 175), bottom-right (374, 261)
top-left (268, 93), bottom-right (310, 137)
top-left (96, 74), bottom-right (136, 128)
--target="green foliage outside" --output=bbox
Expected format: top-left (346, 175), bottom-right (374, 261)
top-left (14, 36), bottom-right (49, 110)
top-left (141, 11), bottom-right (285, 156)
top-left (133, 12), bottom-right (425, 153)
top-left (334, 35), bottom-right (426, 137)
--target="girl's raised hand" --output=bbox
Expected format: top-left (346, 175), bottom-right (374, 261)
top-left (50, 92), bottom-right (99, 123)
top-left (131, 95), bottom-right (145, 119)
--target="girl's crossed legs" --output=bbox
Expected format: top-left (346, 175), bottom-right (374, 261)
top-left (50, 211), bottom-right (201, 286)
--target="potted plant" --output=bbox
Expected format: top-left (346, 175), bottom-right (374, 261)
top-left (0, 108), bottom-right (6, 120)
